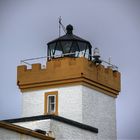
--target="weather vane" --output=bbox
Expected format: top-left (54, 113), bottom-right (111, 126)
top-left (58, 16), bottom-right (66, 37)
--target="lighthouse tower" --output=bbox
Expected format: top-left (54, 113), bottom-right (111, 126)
top-left (16, 25), bottom-right (121, 140)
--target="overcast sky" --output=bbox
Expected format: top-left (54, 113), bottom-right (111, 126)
top-left (0, 0), bottom-right (140, 139)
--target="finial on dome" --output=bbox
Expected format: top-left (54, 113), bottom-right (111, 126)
top-left (66, 24), bottom-right (73, 34)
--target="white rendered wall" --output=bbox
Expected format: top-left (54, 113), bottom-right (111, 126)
top-left (14, 120), bottom-right (50, 131)
top-left (82, 86), bottom-right (116, 140)
top-left (0, 127), bottom-right (41, 140)
top-left (50, 120), bottom-right (97, 140)
top-left (22, 85), bottom-right (116, 139)
top-left (14, 119), bottom-right (97, 140)
top-left (22, 85), bottom-right (82, 122)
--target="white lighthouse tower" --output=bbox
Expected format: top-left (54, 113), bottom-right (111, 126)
top-left (15, 24), bottom-right (121, 140)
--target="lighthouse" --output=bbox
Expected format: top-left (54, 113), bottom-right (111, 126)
top-left (14, 24), bottom-right (121, 139)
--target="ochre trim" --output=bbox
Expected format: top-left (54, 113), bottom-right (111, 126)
top-left (0, 121), bottom-right (54, 140)
top-left (20, 78), bottom-right (118, 97)
top-left (44, 91), bottom-right (58, 115)
top-left (17, 57), bottom-right (121, 97)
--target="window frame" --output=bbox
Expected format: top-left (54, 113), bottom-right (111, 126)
top-left (44, 91), bottom-right (58, 115)
top-left (47, 95), bottom-right (56, 113)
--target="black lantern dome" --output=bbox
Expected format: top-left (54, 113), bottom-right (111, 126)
top-left (47, 24), bottom-right (92, 60)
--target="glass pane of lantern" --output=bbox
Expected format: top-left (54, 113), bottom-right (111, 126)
top-left (54, 42), bottom-right (63, 57)
top-left (77, 42), bottom-right (86, 57)
top-left (70, 41), bottom-right (79, 57)
top-left (61, 41), bottom-right (72, 54)
top-left (85, 45), bottom-right (90, 59)
top-left (78, 42), bottom-right (86, 51)
top-left (48, 43), bottom-right (56, 57)
top-left (55, 42), bottom-right (62, 51)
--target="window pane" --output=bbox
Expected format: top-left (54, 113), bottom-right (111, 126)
top-left (78, 42), bottom-right (86, 51)
top-left (53, 42), bottom-right (62, 57)
top-left (48, 43), bottom-right (56, 57)
top-left (51, 104), bottom-right (55, 112)
top-left (69, 41), bottom-right (79, 57)
top-left (61, 41), bottom-right (72, 54)
top-left (70, 41), bottom-right (79, 52)
top-left (48, 95), bottom-right (56, 114)
top-left (48, 100), bottom-right (51, 113)
top-left (55, 42), bottom-right (62, 51)
top-left (85, 46), bottom-right (89, 59)
top-left (50, 96), bottom-right (54, 103)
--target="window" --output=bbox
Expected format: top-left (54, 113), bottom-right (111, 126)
top-left (44, 91), bottom-right (58, 115)
top-left (48, 95), bottom-right (55, 113)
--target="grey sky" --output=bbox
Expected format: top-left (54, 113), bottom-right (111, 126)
top-left (0, 0), bottom-right (140, 139)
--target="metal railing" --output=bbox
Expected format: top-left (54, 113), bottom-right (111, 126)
top-left (20, 52), bottom-right (118, 71)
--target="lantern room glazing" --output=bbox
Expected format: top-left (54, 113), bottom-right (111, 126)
top-left (47, 24), bottom-right (92, 60)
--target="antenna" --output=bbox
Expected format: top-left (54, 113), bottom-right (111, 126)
top-left (58, 16), bottom-right (61, 37)
top-left (58, 16), bottom-right (66, 37)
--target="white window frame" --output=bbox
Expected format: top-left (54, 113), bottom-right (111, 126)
top-left (47, 95), bottom-right (56, 114)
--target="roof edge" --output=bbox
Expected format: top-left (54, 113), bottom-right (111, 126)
top-left (0, 121), bottom-right (54, 140)
top-left (3, 115), bottom-right (98, 133)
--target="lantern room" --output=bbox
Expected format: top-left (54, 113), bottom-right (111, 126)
top-left (47, 24), bottom-right (92, 60)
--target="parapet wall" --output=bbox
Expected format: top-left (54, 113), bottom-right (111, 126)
top-left (17, 57), bottom-right (121, 97)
